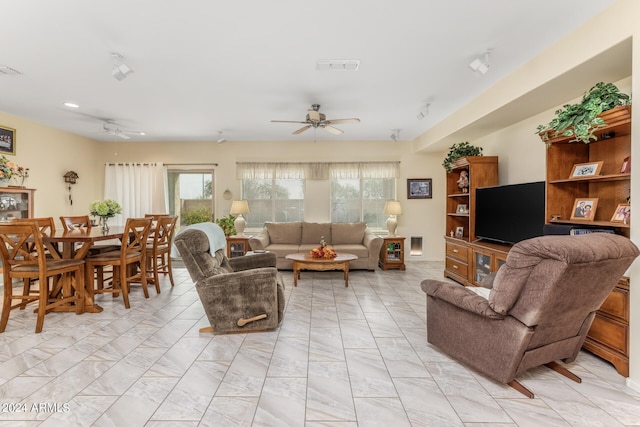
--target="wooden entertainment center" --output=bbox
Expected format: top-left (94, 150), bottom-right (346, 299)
top-left (443, 108), bottom-right (632, 376)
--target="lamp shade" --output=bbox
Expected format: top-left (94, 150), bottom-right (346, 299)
top-left (383, 200), bottom-right (402, 216)
top-left (230, 200), bottom-right (249, 215)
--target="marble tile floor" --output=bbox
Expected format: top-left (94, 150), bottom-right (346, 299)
top-left (0, 261), bottom-right (639, 426)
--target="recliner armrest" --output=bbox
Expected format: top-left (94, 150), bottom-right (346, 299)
top-left (421, 279), bottom-right (504, 319)
top-left (229, 252), bottom-right (277, 271)
top-left (249, 229), bottom-right (270, 251)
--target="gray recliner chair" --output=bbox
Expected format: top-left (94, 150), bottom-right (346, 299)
top-left (421, 233), bottom-right (639, 398)
top-left (174, 225), bottom-right (285, 333)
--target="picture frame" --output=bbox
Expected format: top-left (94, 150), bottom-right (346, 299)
top-left (620, 156), bottom-right (631, 174)
top-left (456, 204), bottom-right (468, 214)
top-left (610, 203), bottom-right (630, 223)
top-left (569, 161), bottom-right (603, 179)
top-left (455, 226), bottom-right (464, 239)
top-left (407, 178), bottom-right (432, 199)
top-left (0, 126), bottom-right (16, 155)
top-left (570, 198), bottom-right (599, 221)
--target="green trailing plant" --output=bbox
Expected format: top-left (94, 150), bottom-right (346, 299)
top-left (536, 82), bottom-right (631, 144)
top-left (215, 214), bottom-right (237, 236)
top-left (442, 141), bottom-right (483, 172)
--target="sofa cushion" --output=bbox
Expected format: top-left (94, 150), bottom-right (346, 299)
top-left (301, 222), bottom-right (331, 244)
top-left (331, 222), bottom-right (365, 245)
top-left (262, 243), bottom-right (300, 259)
top-left (332, 244), bottom-right (369, 258)
top-left (265, 221), bottom-right (302, 244)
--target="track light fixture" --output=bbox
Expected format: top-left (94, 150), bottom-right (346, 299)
top-left (390, 129), bottom-right (400, 142)
top-left (416, 103), bottom-right (430, 120)
top-left (217, 131), bottom-right (227, 144)
top-left (469, 50), bottom-right (491, 74)
top-left (111, 53), bottom-right (133, 81)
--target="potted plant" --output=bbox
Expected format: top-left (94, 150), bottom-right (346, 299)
top-left (536, 82), bottom-right (631, 144)
top-left (442, 141), bottom-right (483, 172)
top-left (215, 214), bottom-right (237, 236)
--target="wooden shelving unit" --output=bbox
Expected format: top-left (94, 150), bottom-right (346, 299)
top-left (444, 156), bottom-right (498, 285)
top-left (543, 105), bottom-right (631, 376)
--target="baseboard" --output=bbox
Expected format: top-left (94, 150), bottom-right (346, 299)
top-left (626, 377), bottom-right (640, 393)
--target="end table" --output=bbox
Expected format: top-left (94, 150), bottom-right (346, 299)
top-left (379, 236), bottom-right (405, 271)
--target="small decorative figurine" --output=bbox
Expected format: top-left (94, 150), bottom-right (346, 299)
top-left (457, 170), bottom-right (469, 193)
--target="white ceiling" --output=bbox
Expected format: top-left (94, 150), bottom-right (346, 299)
top-left (0, 0), bottom-right (616, 143)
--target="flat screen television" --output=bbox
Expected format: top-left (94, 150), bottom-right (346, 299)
top-left (475, 181), bottom-right (545, 244)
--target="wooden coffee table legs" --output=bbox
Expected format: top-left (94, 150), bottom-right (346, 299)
top-left (292, 259), bottom-right (351, 287)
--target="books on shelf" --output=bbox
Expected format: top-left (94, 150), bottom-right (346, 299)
top-left (569, 228), bottom-right (616, 235)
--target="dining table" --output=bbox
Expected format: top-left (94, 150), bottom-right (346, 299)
top-left (43, 226), bottom-right (125, 313)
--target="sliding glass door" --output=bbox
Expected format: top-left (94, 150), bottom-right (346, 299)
top-left (166, 169), bottom-right (214, 227)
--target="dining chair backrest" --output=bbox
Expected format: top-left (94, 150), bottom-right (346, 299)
top-left (0, 222), bottom-right (46, 274)
top-left (60, 215), bottom-right (91, 231)
top-left (152, 215), bottom-right (178, 249)
top-left (14, 217), bottom-right (55, 235)
top-left (145, 213), bottom-right (170, 220)
top-left (121, 217), bottom-right (153, 260)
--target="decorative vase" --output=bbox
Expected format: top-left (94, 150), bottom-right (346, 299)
top-left (0, 178), bottom-right (8, 188)
top-left (99, 216), bottom-right (110, 233)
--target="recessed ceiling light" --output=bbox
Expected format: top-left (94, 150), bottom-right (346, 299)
top-left (63, 102), bottom-right (79, 108)
top-left (139, 132), bottom-right (146, 136)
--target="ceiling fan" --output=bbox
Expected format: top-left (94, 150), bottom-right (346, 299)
top-left (271, 104), bottom-right (360, 135)
top-left (102, 121), bottom-right (144, 139)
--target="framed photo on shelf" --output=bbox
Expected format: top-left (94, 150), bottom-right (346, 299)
top-left (610, 203), bottom-right (630, 223)
top-left (569, 161), bottom-right (603, 179)
top-left (0, 126), bottom-right (16, 155)
top-left (407, 178), bottom-right (432, 199)
top-left (620, 156), bottom-right (631, 173)
top-left (456, 204), bottom-right (468, 214)
top-left (570, 198), bottom-right (599, 221)
top-left (455, 226), bottom-right (464, 238)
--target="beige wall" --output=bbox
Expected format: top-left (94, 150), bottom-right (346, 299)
top-left (0, 111), bottom-right (102, 219)
top-left (97, 138), bottom-right (446, 260)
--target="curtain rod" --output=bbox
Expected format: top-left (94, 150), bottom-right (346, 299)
top-left (236, 161), bottom-right (399, 164)
top-left (165, 163), bottom-right (218, 166)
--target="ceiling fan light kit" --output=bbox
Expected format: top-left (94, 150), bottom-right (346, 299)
top-left (217, 131), bottom-right (227, 144)
top-left (272, 104), bottom-right (360, 136)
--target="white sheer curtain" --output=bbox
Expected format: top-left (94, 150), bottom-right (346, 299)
top-left (104, 163), bottom-right (167, 225)
top-left (236, 161), bottom-right (399, 180)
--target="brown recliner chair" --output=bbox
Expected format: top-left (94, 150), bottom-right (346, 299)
top-left (421, 233), bottom-right (639, 398)
top-left (174, 225), bottom-right (285, 333)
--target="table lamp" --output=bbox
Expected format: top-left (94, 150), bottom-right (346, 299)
top-left (383, 200), bottom-right (402, 236)
top-left (230, 200), bottom-right (250, 237)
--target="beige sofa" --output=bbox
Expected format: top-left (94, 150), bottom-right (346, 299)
top-left (248, 222), bottom-right (383, 270)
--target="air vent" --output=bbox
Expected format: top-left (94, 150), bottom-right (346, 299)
top-left (316, 60), bottom-right (360, 71)
top-left (0, 66), bottom-right (21, 75)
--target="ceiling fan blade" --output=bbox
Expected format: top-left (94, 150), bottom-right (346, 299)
top-left (307, 110), bottom-right (321, 122)
top-left (293, 125), bottom-right (312, 134)
top-left (116, 131), bottom-right (131, 139)
top-left (323, 125), bottom-right (343, 135)
top-left (325, 118), bottom-right (360, 125)
top-left (271, 120), bottom-right (307, 124)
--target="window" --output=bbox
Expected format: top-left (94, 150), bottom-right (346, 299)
top-left (242, 178), bottom-right (304, 227)
top-left (167, 170), bottom-right (214, 226)
top-left (331, 177), bottom-right (395, 228)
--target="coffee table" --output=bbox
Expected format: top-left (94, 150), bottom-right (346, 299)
top-left (285, 253), bottom-right (358, 287)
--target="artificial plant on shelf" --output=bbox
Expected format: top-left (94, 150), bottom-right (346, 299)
top-left (442, 141), bottom-right (483, 172)
top-left (536, 82), bottom-right (631, 145)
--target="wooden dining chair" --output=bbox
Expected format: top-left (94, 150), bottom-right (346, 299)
top-left (84, 217), bottom-right (152, 309)
top-left (144, 213), bottom-right (171, 220)
top-left (0, 222), bottom-right (85, 333)
top-left (145, 215), bottom-right (178, 292)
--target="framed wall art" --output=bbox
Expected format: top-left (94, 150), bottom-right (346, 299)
top-left (0, 126), bottom-right (16, 155)
top-left (407, 178), bottom-right (432, 199)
